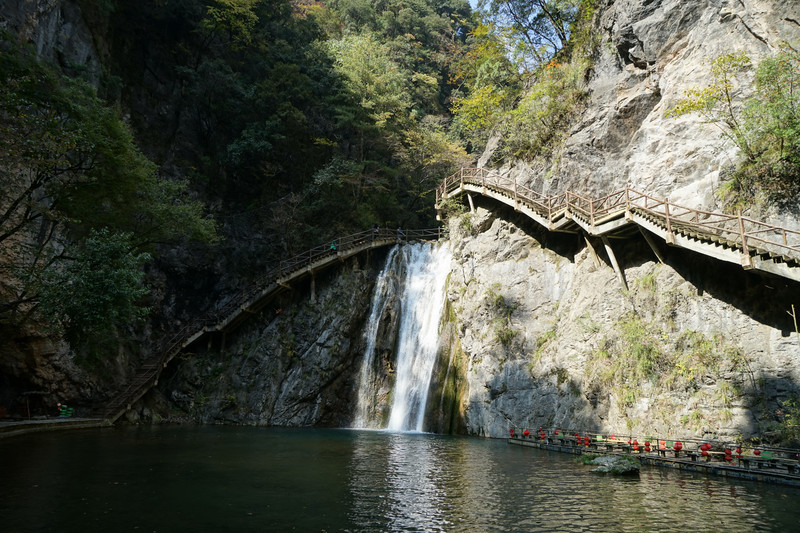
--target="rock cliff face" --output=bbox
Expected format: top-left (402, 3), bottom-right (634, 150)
top-left (444, 0), bottom-right (800, 439)
top-left (441, 203), bottom-right (800, 438)
top-left (0, 0), bottom-right (100, 83)
top-left (142, 253), bottom-right (390, 427)
top-left (488, 0), bottom-right (800, 219)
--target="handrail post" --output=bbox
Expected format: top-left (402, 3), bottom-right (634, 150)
top-left (514, 180), bottom-right (518, 209)
top-left (739, 209), bottom-right (752, 268)
top-left (664, 199), bottom-right (675, 244)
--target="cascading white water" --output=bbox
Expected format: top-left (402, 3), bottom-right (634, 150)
top-left (387, 243), bottom-right (451, 432)
top-left (353, 246), bottom-right (401, 428)
top-left (353, 242), bottom-right (451, 432)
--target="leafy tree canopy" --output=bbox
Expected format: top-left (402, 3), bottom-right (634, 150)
top-left (0, 34), bottom-right (217, 343)
top-left (480, 0), bottom-right (579, 68)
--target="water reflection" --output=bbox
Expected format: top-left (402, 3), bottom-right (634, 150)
top-left (1, 427), bottom-right (798, 532)
top-left (347, 431), bottom-right (797, 532)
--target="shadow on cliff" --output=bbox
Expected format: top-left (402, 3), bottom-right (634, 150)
top-left (471, 197), bottom-right (584, 262)
top-left (465, 194), bottom-right (800, 442)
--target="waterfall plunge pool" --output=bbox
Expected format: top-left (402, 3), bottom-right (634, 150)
top-left (2, 425), bottom-right (799, 532)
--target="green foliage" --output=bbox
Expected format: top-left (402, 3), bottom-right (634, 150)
top-left (451, 2), bottom-right (594, 160)
top-left (668, 47), bottom-right (800, 205)
top-left (498, 57), bottom-right (589, 160)
top-left (201, 0), bottom-right (260, 47)
top-left (577, 452), bottom-right (600, 464)
top-left (329, 32), bottom-right (412, 131)
top-left (667, 52), bottom-right (753, 154)
top-left (486, 283), bottom-right (519, 346)
top-left (740, 47), bottom-right (800, 198)
top-left (36, 229), bottom-right (150, 350)
top-left (450, 22), bottom-right (523, 149)
top-left (636, 272), bottom-right (657, 293)
top-left (0, 34), bottom-right (217, 344)
top-left (0, 34), bottom-right (218, 250)
top-left (536, 328), bottom-right (556, 349)
top-left (482, 0), bottom-right (579, 67)
top-left (107, 0), bottom-right (475, 257)
top-left (773, 396), bottom-right (800, 445)
top-left (587, 313), bottom-right (750, 417)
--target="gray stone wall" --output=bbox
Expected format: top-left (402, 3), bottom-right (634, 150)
top-left (443, 203), bottom-right (800, 439)
top-left (1, 1), bottom-right (100, 84)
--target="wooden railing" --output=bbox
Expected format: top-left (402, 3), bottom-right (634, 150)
top-left (103, 226), bottom-right (443, 421)
top-left (437, 168), bottom-right (800, 262)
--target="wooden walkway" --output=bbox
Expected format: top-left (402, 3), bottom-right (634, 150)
top-left (102, 228), bottom-right (442, 423)
top-left (104, 167), bottom-right (800, 424)
top-left (437, 168), bottom-right (800, 284)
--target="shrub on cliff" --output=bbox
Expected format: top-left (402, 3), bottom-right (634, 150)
top-left (668, 47), bottom-right (800, 207)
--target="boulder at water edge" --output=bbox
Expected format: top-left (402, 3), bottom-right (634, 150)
top-left (585, 455), bottom-right (641, 476)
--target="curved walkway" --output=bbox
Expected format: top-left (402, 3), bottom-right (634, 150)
top-left (103, 227), bottom-right (443, 423)
top-left (436, 168), bottom-right (800, 283)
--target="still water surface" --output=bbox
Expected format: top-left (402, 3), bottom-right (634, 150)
top-left (1, 426), bottom-right (798, 532)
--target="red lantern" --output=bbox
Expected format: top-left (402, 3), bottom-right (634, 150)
top-left (523, 429), bottom-right (530, 437)
top-left (754, 449), bottom-right (761, 456)
top-left (644, 445), bottom-right (651, 452)
top-left (555, 429), bottom-right (560, 435)
top-left (701, 451), bottom-right (709, 457)
top-left (725, 454), bottom-right (733, 462)
top-left (510, 429), bottom-right (515, 436)
top-left (724, 448), bottom-right (732, 455)
top-left (673, 441), bottom-right (683, 451)
top-left (736, 447), bottom-right (742, 454)
top-left (633, 445), bottom-right (639, 452)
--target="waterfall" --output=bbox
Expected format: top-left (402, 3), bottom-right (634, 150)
top-left (353, 242), bottom-right (451, 432)
top-left (353, 246), bottom-right (401, 428)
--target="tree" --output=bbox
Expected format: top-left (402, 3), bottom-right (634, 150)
top-left (668, 48), bottom-right (800, 203)
top-left (450, 23), bottom-right (522, 149)
top-left (481, 0), bottom-right (579, 67)
top-left (743, 46), bottom-right (800, 194)
top-left (35, 229), bottom-right (151, 353)
top-left (0, 35), bottom-right (217, 335)
top-left (667, 52), bottom-right (754, 159)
